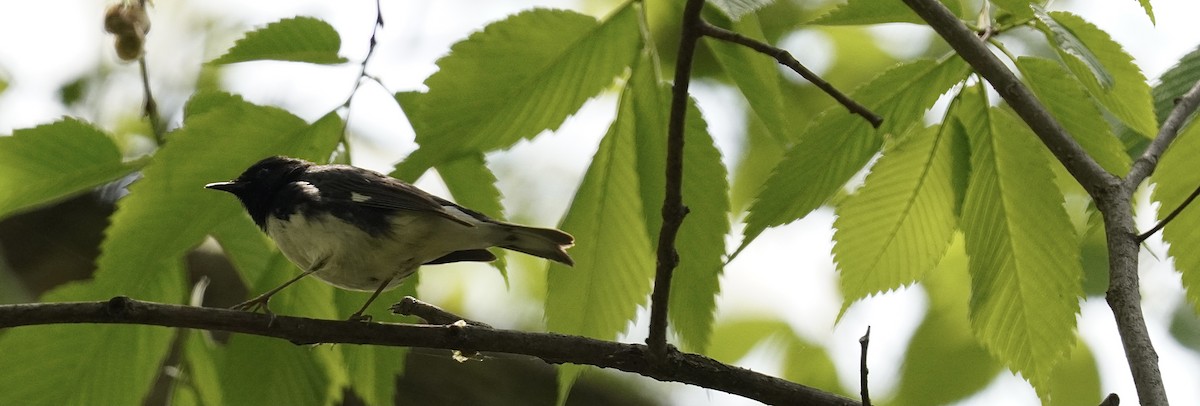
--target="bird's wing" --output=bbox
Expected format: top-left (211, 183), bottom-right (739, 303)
top-left (304, 167), bottom-right (474, 226)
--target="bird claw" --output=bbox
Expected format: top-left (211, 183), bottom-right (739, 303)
top-left (347, 312), bottom-right (373, 322)
top-left (231, 296), bottom-right (274, 316)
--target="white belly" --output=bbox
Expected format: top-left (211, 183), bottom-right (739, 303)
top-left (265, 212), bottom-right (431, 291)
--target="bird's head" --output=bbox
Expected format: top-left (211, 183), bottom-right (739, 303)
top-left (206, 156), bottom-right (311, 226)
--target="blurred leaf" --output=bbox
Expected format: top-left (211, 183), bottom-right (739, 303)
top-left (833, 123), bottom-right (965, 312)
top-left (706, 13), bottom-right (794, 145)
top-left (336, 281), bottom-right (417, 405)
top-left (218, 335), bottom-right (336, 406)
top-left (0, 118), bottom-right (144, 219)
top-left (437, 153), bottom-right (509, 284)
top-left (782, 334), bottom-right (843, 395)
top-left (211, 17), bottom-right (347, 65)
top-left (393, 5), bottom-right (640, 180)
top-left (1047, 338), bottom-right (1101, 406)
top-left (1017, 57), bottom-right (1130, 174)
top-left (1169, 301), bottom-right (1200, 352)
top-left (731, 112), bottom-right (785, 212)
top-left (623, 54), bottom-right (729, 352)
top-left (740, 57), bottom-right (968, 254)
top-left (546, 52), bottom-right (656, 401)
top-left (1037, 10), bottom-right (1157, 138)
top-left (706, 317), bottom-right (792, 363)
top-left (0, 261), bottom-right (185, 405)
top-left (1153, 120), bottom-right (1200, 314)
top-left (957, 91), bottom-right (1082, 397)
top-left (172, 330), bottom-right (224, 406)
top-left (993, 0), bottom-right (1038, 19)
top-left (707, 0), bottom-right (773, 21)
top-left (809, 0), bottom-right (961, 25)
top-left (895, 235), bottom-right (1003, 405)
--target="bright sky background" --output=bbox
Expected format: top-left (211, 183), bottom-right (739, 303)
top-left (1, 0), bottom-right (1199, 404)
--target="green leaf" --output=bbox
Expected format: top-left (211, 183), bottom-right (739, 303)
top-left (1150, 46), bottom-right (1200, 128)
top-left (707, 0), bottom-right (774, 21)
top-left (957, 91), bottom-right (1083, 395)
top-left (211, 17), bottom-right (347, 65)
top-left (97, 96), bottom-right (342, 299)
top-left (895, 236), bottom-right (1003, 405)
top-left (1047, 338), bottom-right (1102, 406)
top-left (1154, 121), bottom-right (1200, 314)
top-left (546, 54), bottom-right (656, 401)
top-left (1038, 10), bottom-right (1157, 138)
top-left (809, 0), bottom-right (962, 25)
top-left (833, 123), bottom-right (965, 312)
top-left (218, 335), bottom-right (336, 406)
top-left (706, 13), bottom-right (793, 145)
top-left (706, 317), bottom-right (792, 363)
top-left (623, 55), bottom-right (730, 352)
top-left (1122, 46), bottom-right (1200, 155)
top-left (0, 118), bottom-right (143, 219)
top-left (336, 281), bottom-right (416, 405)
top-left (172, 330), bottom-right (224, 406)
top-left (1136, 0), bottom-right (1155, 25)
top-left (393, 6), bottom-right (640, 180)
top-left (436, 153), bottom-right (509, 284)
top-left (781, 334), bottom-right (843, 395)
top-left (741, 57), bottom-right (968, 253)
top-left (0, 261), bottom-right (185, 405)
top-left (1017, 57), bottom-right (1130, 174)
top-left (993, 0), bottom-right (1037, 19)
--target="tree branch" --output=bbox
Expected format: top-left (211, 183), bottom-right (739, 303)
top-left (1137, 182), bottom-right (1200, 243)
top-left (900, 0), bottom-right (1117, 199)
top-left (0, 298), bottom-right (859, 406)
top-left (647, 0), bottom-right (704, 360)
top-left (858, 326), bottom-right (871, 406)
top-left (697, 22), bottom-right (883, 128)
top-left (1127, 79), bottom-right (1200, 187)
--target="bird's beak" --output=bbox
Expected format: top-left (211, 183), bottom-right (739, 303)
top-left (205, 181), bottom-right (245, 194)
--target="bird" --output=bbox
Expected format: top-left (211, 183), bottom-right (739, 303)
top-left (205, 156), bottom-right (574, 321)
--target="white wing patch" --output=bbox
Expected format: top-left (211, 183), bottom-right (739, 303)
top-left (296, 181), bottom-right (322, 199)
top-left (350, 192), bottom-right (371, 203)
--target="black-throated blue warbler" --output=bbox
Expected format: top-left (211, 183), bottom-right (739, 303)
top-left (206, 156), bottom-right (574, 321)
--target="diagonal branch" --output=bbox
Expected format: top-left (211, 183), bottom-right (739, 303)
top-left (1137, 182), bottom-right (1200, 243)
top-left (900, 0), bottom-right (1117, 198)
top-left (1127, 79), bottom-right (1200, 187)
top-left (647, 0), bottom-right (705, 361)
top-left (0, 298), bottom-right (860, 406)
top-left (698, 22), bottom-right (883, 128)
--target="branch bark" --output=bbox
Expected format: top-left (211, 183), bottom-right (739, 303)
top-left (0, 297), bottom-right (859, 406)
top-left (647, 0), bottom-right (705, 360)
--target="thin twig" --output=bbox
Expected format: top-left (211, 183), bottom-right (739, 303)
top-left (698, 22), bottom-right (883, 128)
top-left (0, 297), bottom-right (860, 406)
top-left (647, 0), bottom-right (704, 361)
top-left (1137, 182), bottom-right (1200, 242)
top-left (138, 57), bottom-right (164, 144)
top-left (1127, 79), bottom-right (1200, 186)
top-left (858, 326), bottom-right (871, 406)
top-left (337, 0), bottom-right (386, 155)
top-left (389, 296), bottom-right (492, 328)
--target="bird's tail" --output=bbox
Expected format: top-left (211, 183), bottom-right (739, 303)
top-left (497, 224), bottom-right (575, 266)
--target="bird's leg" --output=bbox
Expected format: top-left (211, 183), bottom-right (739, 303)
top-left (348, 277), bottom-right (393, 322)
top-left (232, 257), bottom-right (327, 315)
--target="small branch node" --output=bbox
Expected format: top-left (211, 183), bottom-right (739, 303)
top-left (859, 326), bottom-right (871, 406)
